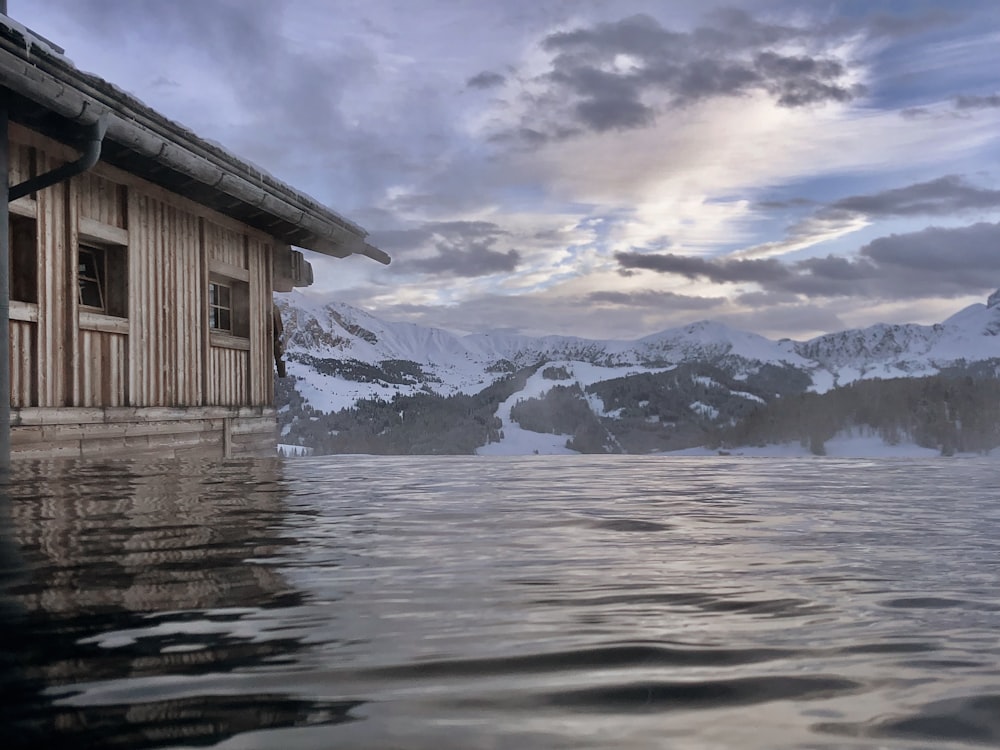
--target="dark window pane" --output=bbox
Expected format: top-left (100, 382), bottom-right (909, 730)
top-left (217, 308), bottom-right (231, 331)
top-left (78, 247), bottom-right (106, 310)
top-left (79, 250), bottom-right (99, 280)
top-left (79, 279), bottom-right (103, 308)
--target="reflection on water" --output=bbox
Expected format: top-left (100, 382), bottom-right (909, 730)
top-left (1, 456), bottom-right (999, 749)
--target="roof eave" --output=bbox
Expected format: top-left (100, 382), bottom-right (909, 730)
top-left (0, 25), bottom-right (389, 265)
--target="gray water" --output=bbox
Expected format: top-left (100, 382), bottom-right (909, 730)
top-left (1, 456), bottom-right (999, 749)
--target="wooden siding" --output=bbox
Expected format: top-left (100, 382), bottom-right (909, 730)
top-left (9, 320), bottom-right (37, 407)
top-left (77, 171), bottom-right (127, 228)
top-left (7, 141), bottom-right (35, 192)
top-left (8, 122), bottom-right (279, 456)
top-left (35, 150), bottom-right (72, 407)
top-left (248, 236), bottom-right (274, 406)
top-left (208, 346), bottom-right (249, 406)
top-left (128, 194), bottom-right (206, 407)
top-left (78, 329), bottom-right (127, 407)
top-left (10, 406), bottom-right (277, 459)
top-left (205, 221), bottom-right (247, 269)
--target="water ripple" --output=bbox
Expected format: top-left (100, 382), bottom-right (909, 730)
top-left (1, 456), bottom-right (998, 749)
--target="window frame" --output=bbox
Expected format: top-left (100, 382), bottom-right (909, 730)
top-left (78, 244), bottom-right (107, 312)
top-left (77, 239), bottom-right (128, 319)
top-left (208, 275), bottom-right (250, 341)
top-left (9, 213), bottom-right (38, 305)
top-left (208, 281), bottom-right (233, 333)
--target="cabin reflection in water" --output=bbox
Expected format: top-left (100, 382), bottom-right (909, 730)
top-left (0, 459), bottom-right (357, 748)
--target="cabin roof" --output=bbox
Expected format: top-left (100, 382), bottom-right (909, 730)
top-left (0, 16), bottom-right (389, 265)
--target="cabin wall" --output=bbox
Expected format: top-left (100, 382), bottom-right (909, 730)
top-left (7, 123), bottom-right (279, 458)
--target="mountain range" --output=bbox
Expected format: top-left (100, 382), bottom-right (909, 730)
top-left (274, 290), bottom-right (1000, 456)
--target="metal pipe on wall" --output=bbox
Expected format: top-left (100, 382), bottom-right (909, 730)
top-left (1, 103), bottom-right (10, 470)
top-left (8, 114), bottom-right (107, 200)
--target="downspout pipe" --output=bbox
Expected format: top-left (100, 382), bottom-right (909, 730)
top-left (8, 113), bottom-right (107, 201)
top-left (2, 113), bottom-right (107, 469)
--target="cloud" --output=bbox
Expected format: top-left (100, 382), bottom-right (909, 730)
top-left (496, 9), bottom-right (862, 141)
top-left (617, 221), bottom-right (1000, 301)
top-left (739, 175), bottom-right (1000, 259)
top-left (585, 290), bottom-right (725, 309)
top-left (615, 252), bottom-right (789, 284)
top-left (411, 248), bottom-right (521, 277)
top-left (829, 175), bottom-right (1000, 216)
top-left (373, 221), bottom-right (523, 278)
top-left (467, 71), bottom-right (506, 89)
top-left (953, 93), bottom-right (1000, 109)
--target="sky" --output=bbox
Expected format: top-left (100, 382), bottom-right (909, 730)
top-left (13, 0), bottom-right (1000, 340)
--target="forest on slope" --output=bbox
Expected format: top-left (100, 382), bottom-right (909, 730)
top-left (276, 361), bottom-right (1000, 457)
top-left (714, 372), bottom-right (1000, 456)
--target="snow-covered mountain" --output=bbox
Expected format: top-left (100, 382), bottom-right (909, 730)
top-left (274, 290), bottom-right (1000, 456)
top-left (277, 290), bottom-right (1000, 409)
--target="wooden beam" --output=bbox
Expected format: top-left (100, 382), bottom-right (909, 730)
top-left (79, 216), bottom-right (128, 246)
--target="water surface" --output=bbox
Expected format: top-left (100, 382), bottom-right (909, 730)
top-left (1, 456), bottom-right (998, 748)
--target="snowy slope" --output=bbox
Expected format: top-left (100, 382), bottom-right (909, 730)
top-left (276, 289), bottom-right (1000, 416)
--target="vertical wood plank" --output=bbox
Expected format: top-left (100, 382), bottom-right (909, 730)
top-left (199, 217), bottom-right (210, 405)
top-left (66, 175), bottom-right (80, 406)
top-left (128, 190), bottom-right (143, 405)
top-left (36, 150), bottom-right (70, 407)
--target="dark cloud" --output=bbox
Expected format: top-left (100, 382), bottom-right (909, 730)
top-left (953, 93), bottom-right (1000, 109)
top-left (899, 106), bottom-right (934, 120)
top-left (467, 71), bottom-right (506, 89)
top-left (373, 221), bottom-right (522, 278)
top-left (828, 175), bottom-right (1000, 217)
top-left (411, 247), bottom-right (521, 277)
top-left (586, 290), bottom-right (724, 309)
top-left (616, 221), bottom-right (1000, 302)
top-left (755, 197), bottom-right (814, 210)
top-left (505, 10), bottom-right (862, 140)
top-left (615, 252), bottom-right (790, 284)
top-left (743, 175), bottom-right (1000, 258)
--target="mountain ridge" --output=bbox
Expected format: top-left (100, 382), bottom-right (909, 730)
top-left (274, 290), bottom-right (1000, 456)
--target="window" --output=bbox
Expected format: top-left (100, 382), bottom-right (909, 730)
top-left (208, 278), bottom-right (249, 338)
top-left (78, 244), bottom-right (127, 317)
top-left (9, 215), bottom-right (37, 304)
top-left (78, 247), bottom-right (104, 310)
top-left (208, 282), bottom-right (232, 332)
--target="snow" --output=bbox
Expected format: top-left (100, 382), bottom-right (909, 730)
top-left (0, 16), bottom-right (72, 63)
top-left (278, 289), bottom-right (1000, 456)
top-left (730, 390), bottom-right (766, 404)
top-left (692, 375), bottom-right (721, 389)
top-left (278, 444), bottom-right (313, 457)
top-left (477, 367), bottom-right (576, 456)
top-left (280, 289), bottom-right (1000, 415)
top-left (689, 401), bottom-right (720, 420)
top-left (667, 432), bottom-right (995, 459)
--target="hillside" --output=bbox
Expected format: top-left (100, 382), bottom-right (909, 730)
top-left (274, 290), bottom-right (1000, 457)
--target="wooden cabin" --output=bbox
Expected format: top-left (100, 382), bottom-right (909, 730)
top-left (1, 15), bottom-right (388, 460)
